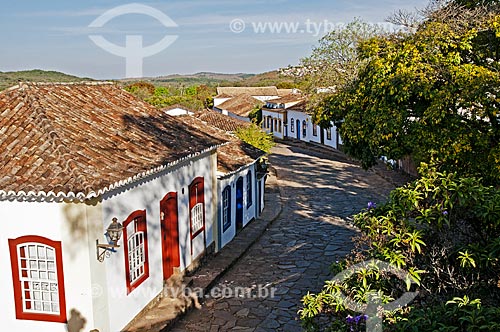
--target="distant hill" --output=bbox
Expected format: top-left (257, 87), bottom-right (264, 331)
top-left (0, 69), bottom-right (298, 91)
top-left (0, 69), bottom-right (94, 91)
top-left (121, 71), bottom-right (297, 88)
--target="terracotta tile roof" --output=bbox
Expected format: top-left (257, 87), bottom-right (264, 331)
top-left (216, 86), bottom-right (278, 97)
top-left (0, 82), bottom-right (226, 201)
top-left (214, 94), bottom-right (264, 117)
top-left (216, 141), bottom-right (265, 175)
top-left (175, 116), bottom-right (265, 175)
top-left (266, 94), bottom-right (304, 105)
top-left (214, 93), bottom-right (232, 99)
top-left (194, 109), bottom-right (250, 133)
top-left (288, 100), bottom-right (308, 112)
top-left (277, 89), bottom-right (294, 96)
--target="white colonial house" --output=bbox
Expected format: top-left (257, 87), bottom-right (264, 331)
top-left (0, 82), bottom-right (266, 332)
top-left (262, 96), bottom-right (342, 149)
top-left (190, 110), bottom-right (267, 249)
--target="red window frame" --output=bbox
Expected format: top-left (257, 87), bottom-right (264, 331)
top-left (123, 210), bottom-right (149, 295)
top-left (8, 235), bottom-right (67, 323)
top-left (189, 177), bottom-right (206, 241)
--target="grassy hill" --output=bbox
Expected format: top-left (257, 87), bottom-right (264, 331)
top-left (0, 69), bottom-right (94, 91)
top-left (122, 71), bottom-right (297, 88)
top-left (0, 69), bottom-right (298, 91)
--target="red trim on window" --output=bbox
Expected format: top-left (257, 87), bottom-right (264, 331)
top-left (189, 177), bottom-right (206, 255)
top-left (122, 210), bottom-right (149, 295)
top-left (8, 235), bottom-right (67, 323)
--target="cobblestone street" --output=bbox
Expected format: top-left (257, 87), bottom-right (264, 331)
top-left (170, 142), bottom-right (396, 332)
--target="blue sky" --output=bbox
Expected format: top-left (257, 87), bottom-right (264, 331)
top-left (0, 0), bottom-right (429, 79)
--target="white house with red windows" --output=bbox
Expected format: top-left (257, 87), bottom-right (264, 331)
top-left (170, 111), bottom-right (267, 251)
top-left (262, 96), bottom-right (342, 149)
top-left (0, 82), bottom-right (265, 332)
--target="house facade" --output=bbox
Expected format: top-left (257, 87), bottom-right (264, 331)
top-left (262, 96), bottom-right (342, 149)
top-left (0, 82), bottom-right (264, 332)
top-left (215, 142), bottom-right (266, 250)
top-left (177, 111), bottom-right (266, 251)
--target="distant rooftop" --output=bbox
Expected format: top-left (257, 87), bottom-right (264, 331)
top-left (214, 94), bottom-right (264, 117)
top-left (195, 109), bottom-right (250, 133)
top-left (266, 93), bottom-right (304, 105)
top-left (216, 86), bottom-right (278, 97)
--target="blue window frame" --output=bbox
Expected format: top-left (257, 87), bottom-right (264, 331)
top-left (222, 186), bottom-right (231, 232)
top-left (246, 171), bottom-right (252, 208)
top-left (290, 118), bottom-right (294, 132)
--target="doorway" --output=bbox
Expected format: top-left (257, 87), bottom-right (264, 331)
top-left (160, 192), bottom-right (180, 281)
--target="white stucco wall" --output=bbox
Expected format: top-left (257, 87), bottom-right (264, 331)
top-left (262, 109), bottom-right (285, 140)
top-left (216, 164), bottom-right (258, 250)
top-left (227, 112), bottom-right (251, 123)
top-left (0, 200), bottom-right (97, 332)
top-left (213, 97), bottom-right (231, 107)
top-left (287, 110), bottom-right (311, 142)
top-left (253, 95), bottom-right (278, 102)
top-left (164, 108), bottom-right (194, 116)
top-left (287, 110), bottom-right (341, 149)
top-left (99, 151), bottom-right (216, 332)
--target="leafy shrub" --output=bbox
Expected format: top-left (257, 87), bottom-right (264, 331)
top-left (299, 165), bottom-right (500, 331)
top-left (235, 123), bottom-right (275, 153)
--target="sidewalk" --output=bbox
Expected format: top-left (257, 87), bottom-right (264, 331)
top-left (122, 168), bottom-right (283, 332)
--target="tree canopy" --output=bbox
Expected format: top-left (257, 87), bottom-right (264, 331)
top-left (316, 6), bottom-right (500, 184)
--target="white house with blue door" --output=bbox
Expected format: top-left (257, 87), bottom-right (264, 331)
top-left (188, 111), bottom-right (267, 250)
top-left (216, 144), bottom-right (266, 250)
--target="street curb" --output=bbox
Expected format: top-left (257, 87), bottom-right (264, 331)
top-left (158, 169), bottom-right (284, 332)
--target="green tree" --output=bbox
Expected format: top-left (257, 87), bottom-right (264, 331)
top-left (124, 81), bottom-right (155, 99)
top-left (195, 84), bottom-right (215, 109)
top-left (248, 104), bottom-right (263, 124)
top-left (235, 123), bottom-right (275, 153)
top-left (299, 18), bottom-right (383, 126)
top-left (321, 9), bottom-right (500, 184)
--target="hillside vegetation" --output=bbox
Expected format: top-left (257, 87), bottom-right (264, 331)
top-left (0, 69), bottom-right (93, 91)
top-left (120, 71), bottom-right (296, 88)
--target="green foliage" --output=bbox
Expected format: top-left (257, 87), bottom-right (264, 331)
top-left (248, 104), bottom-right (263, 124)
top-left (127, 84), bottom-right (216, 111)
top-left (124, 81), bottom-right (156, 99)
top-left (394, 299), bottom-right (500, 331)
top-left (320, 11), bottom-right (500, 184)
top-left (235, 123), bottom-right (275, 153)
top-left (299, 18), bottom-right (384, 125)
top-left (300, 166), bottom-right (500, 331)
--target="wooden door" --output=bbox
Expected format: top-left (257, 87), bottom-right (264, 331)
top-left (160, 192), bottom-right (180, 281)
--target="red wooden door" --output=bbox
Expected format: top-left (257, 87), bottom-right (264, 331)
top-left (160, 192), bottom-right (180, 281)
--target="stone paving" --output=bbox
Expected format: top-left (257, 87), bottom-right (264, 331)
top-left (170, 142), bottom-right (397, 332)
